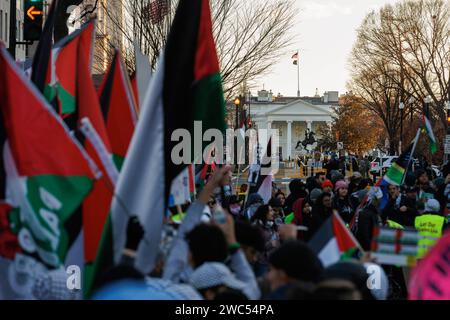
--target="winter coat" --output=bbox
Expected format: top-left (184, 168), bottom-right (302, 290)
top-left (355, 204), bottom-right (383, 251)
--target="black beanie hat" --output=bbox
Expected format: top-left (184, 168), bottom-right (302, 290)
top-left (269, 241), bottom-right (324, 283)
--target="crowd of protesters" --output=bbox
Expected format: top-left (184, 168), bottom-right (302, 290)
top-left (30, 158), bottom-right (450, 300)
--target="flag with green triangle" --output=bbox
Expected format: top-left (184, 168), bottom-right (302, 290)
top-left (0, 44), bottom-right (99, 268)
top-left (46, 20), bottom-right (96, 116)
top-left (85, 0), bottom-right (228, 297)
top-left (98, 49), bottom-right (138, 170)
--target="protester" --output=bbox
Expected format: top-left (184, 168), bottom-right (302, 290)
top-left (382, 185), bottom-right (418, 227)
top-left (321, 179), bottom-right (334, 195)
top-left (348, 172), bottom-right (363, 195)
top-left (265, 241), bottom-right (324, 299)
top-left (309, 192), bottom-right (334, 237)
top-left (239, 184), bottom-right (249, 194)
top-left (350, 179), bottom-right (370, 209)
top-left (416, 169), bottom-right (436, 209)
top-left (189, 262), bottom-right (251, 300)
top-left (354, 187), bottom-right (384, 251)
top-left (285, 179), bottom-right (308, 214)
top-left (235, 221), bottom-right (265, 266)
top-left (244, 193), bottom-right (264, 220)
top-left (307, 172), bottom-right (326, 192)
top-left (268, 197), bottom-right (285, 223)
top-left (330, 170), bottom-right (345, 186)
top-left (414, 199), bottom-right (448, 259)
top-left (320, 260), bottom-right (375, 300)
top-left (250, 205), bottom-right (280, 277)
top-left (223, 195), bottom-right (243, 218)
top-left (275, 191), bottom-right (286, 208)
top-left (291, 198), bottom-right (313, 240)
top-left (308, 188), bottom-right (323, 205)
top-left (333, 180), bottom-right (354, 224)
top-left (163, 166), bottom-right (261, 299)
top-left (325, 155), bottom-right (340, 179)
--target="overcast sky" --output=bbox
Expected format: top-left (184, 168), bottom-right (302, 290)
top-left (257, 0), bottom-right (401, 97)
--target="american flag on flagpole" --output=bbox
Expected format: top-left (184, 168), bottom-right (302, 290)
top-left (292, 52), bottom-right (299, 65)
top-left (145, 0), bottom-right (169, 25)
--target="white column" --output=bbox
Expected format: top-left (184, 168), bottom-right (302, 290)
top-left (306, 120), bottom-right (312, 131)
top-left (287, 120), bottom-right (292, 160)
top-left (267, 121), bottom-right (272, 130)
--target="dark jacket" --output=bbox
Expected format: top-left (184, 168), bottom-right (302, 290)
top-left (417, 184), bottom-right (436, 199)
top-left (253, 220), bottom-right (279, 266)
top-left (355, 204), bottom-right (383, 251)
top-left (333, 196), bottom-right (354, 224)
top-left (309, 205), bottom-right (333, 238)
top-left (325, 159), bottom-right (339, 179)
top-left (382, 194), bottom-right (418, 227)
top-left (292, 198), bottom-right (313, 241)
top-left (285, 180), bottom-right (308, 214)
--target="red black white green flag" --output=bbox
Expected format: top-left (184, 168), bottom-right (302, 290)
top-left (309, 211), bottom-right (363, 267)
top-left (45, 20), bottom-right (96, 116)
top-left (98, 49), bottom-right (138, 170)
top-left (106, 0), bottom-right (227, 279)
top-left (0, 45), bottom-right (98, 268)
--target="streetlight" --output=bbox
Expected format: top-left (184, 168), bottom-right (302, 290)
top-left (399, 101), bottom-right (405, 154)
top-left (234, 97), bottom-right (241, 129)
top-left (247, 90), bottom-right (252, 129)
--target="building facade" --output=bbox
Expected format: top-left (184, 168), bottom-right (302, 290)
top-left (70, 0), bottom-right (125, 74)
top-left (243, 90), bottom-right (338, 161)
top-left (0, 0), bottom-right (27, 61)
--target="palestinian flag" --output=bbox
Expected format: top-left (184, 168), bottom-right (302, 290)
top-left (309, 211), bottom-right (362, 267)
top-left (384, 129), bottom-right (420, 186)
top-left (423, 105), bottom-right (437, 155)
top-left (0, 45), bottom-right (98, 268)
top-left (31, 0), bottom-right (58, 94)
top-left (248, 137), bottom-right (273, 204)
top-left (46, 20), bottom-right (96, 116)
top-left (44, 22), bottom-right (118, 293)
top-left (75, 30), bottom-right (118, 287)
top-left (88, 0), bottom-right (227, 295)
top-left (98, 49), bottom-right (138, 170)
top-left (195, 147), bottom-right (217, 189)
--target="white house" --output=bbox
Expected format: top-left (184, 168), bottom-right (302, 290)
top-left (248, 90), bottom-right (337, 161)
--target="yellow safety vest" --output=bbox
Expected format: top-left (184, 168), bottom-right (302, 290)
top-left (414, 214), bottom-right (445, 259)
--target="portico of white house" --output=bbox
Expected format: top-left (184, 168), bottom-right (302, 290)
top-left (250, 99), bottom-right (334, 161)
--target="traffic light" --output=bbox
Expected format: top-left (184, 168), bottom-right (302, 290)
top-left (24, 0), bottom-right (44, 41)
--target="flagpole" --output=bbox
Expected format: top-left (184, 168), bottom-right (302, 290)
top-left (297, 50), bottom-right (300, 98)
top-left (401, 128), bottom-right (421, 185)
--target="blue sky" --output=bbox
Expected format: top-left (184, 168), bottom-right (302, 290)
top-left (257, 0), bottom-right (401, 97)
